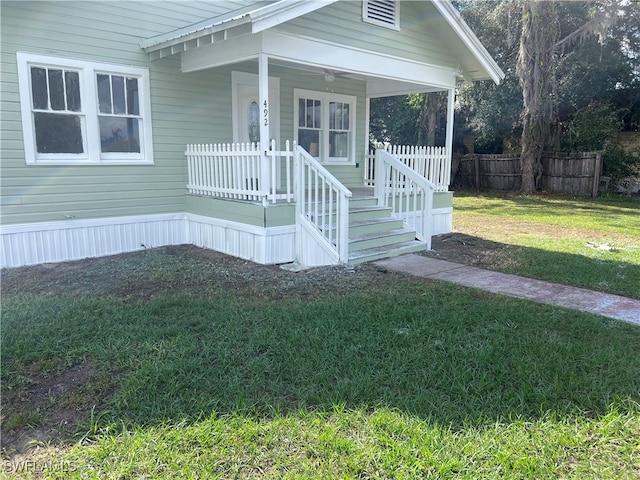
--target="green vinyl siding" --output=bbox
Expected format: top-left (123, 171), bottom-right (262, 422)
top-left (434, 191), bottom-right (453, 209)
top-left (277, 1), bottom-right (458, 69)
top-left (186, 195), bottom-right (265, 228)
top-left (1, 1), bottom-right (234, 225)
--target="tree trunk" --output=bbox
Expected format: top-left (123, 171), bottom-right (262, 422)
top-left (517, 1), bottom-right (557, 193)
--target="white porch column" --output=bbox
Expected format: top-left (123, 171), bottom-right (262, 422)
top-left (258, 53), bottom-right (271, 198)
top-left (445, 87), bottom-right (456, 189)
top-left (445, 87), bottom-right (455, 157)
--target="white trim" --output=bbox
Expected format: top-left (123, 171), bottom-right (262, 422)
top-left (16, 52), bottom-right (154, 166)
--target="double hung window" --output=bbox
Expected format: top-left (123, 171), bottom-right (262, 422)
top-left (295, 89), bottom-right (355, 164)
top-left (17, 53), bottom-right (153, 165)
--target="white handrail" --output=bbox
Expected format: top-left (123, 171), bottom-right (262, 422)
top-left (365, 145), bottom-right (450, 192)
top-left (375, 149), bottom-right (434, 249)
top-left (295, 144), bottom-right (352, 263)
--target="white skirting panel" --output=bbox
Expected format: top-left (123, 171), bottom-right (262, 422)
top-left (0, 214), bottom-right (188, 268)
top-left (0, 213), bottom-right (296, 269)
top-left (186, 214), bottom-right (296, 265)
top-left (398, 207), bottom-right (453, 239)
top-left (1, 208), bottom-right (450, 269)
top-left (431, 207), bottom-right (453, 236)
top-left (296, 219), bottom-right (340, 267)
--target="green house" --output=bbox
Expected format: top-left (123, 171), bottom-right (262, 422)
top-left (1, 0), bottom-right (503, 268)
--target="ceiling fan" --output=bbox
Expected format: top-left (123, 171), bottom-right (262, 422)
top-left (301, 68), bottom-right (352, 82)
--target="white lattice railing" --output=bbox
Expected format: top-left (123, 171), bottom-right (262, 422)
top-left (296, 144), bottom-right (352, 264)
top-left (365, 145), bottom-right (450, 192)
top-left (186, 140), bottom-right (294, 205)
top-left (374, 149), bottom-right (434, 249)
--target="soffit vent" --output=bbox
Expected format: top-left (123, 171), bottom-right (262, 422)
top-left (363, 0), bottom-right (399, 29)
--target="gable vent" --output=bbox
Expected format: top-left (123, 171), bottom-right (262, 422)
top-left (363, 0), bottom-right (398, 29)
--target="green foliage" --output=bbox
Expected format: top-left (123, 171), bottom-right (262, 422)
top-left (603, 145), bottom-right (640, 188)
top-left (450, 1), bottom-right (640, 155)
top-left (369, 93), bottom-right (448, 147)
top-left (562, 102), bottom-right (619, 151)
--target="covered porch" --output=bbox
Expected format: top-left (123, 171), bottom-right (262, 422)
top-left (138, 1), bottom-right (501, 266)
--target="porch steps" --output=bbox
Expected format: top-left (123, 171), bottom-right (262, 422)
top-left (308, 195), bottom-right (426, 266)
top-left (347, 195), bottom-right (425, 265)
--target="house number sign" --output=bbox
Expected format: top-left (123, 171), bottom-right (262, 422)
top-left (263, 100), bottom-right (269, 126)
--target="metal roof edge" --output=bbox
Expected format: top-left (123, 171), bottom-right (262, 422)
top-left (140, 0), bottom-right (338, 52)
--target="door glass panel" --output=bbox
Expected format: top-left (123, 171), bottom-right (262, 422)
top-left (248, 100), bottom-right (259, 144)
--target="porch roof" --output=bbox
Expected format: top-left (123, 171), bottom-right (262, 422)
top-left (139, 0), bottom-right (338, 57)
top-left (139, 0), bottom-right (504, 87)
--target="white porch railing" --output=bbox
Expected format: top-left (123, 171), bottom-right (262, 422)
top-left (186, 140), bottom-right (294, 205)
top-left (295, 144), bottom-right (352, 264)
top-left (374, 149), bottom-right (434, 249)
top-left (365, 145), bottom-right (451, 192)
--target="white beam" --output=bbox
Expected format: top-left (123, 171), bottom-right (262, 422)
top-left (262, 31), bottom-right (457, 90)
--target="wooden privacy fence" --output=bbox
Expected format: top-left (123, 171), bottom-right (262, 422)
top-left (455, 151), bottom-right (603, 196)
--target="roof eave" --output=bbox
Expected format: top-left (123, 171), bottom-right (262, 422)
top-left (432, 0), bottom-right (505, 85)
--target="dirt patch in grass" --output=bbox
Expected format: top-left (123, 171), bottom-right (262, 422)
top-left (0, 362), bottom-right (107, 459)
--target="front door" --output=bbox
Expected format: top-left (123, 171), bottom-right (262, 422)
top-left (233, 73), bottom-right (280, 147)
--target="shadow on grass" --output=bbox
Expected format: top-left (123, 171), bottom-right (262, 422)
top-left (2, 265), bottom-right (639, 439)
top-left (428, 233), bottom-right (640, 300)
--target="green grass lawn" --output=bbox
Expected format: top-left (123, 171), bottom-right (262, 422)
top-left (446, 192), bottom-right (640, 299)
top-left (2, 192), bottom-right (639, 479)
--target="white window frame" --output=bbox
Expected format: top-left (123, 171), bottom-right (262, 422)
top-left (16, 52), bottom-right (154, 165)
top-left (294, 89), bottom-right (356, 165)
top-left (362, 0), bottom-right (400, 30)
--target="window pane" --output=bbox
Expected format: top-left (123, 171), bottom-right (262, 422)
top-left (99, 116), bottom-right (140, 153)
top-left (48, 69), bottom-right (65, 111)
top-left (126, 77), bottom-right (139, 115)
top-left (298, 129), bottom-right (319, 156)
top-left (329, 132), bottom-right (349, 158)
top-left (330, 102), bottom-right (336, 130)
top-left (343, 103), bottom-right (350, 130)
top-left (112, 75), bottom-right (126, 114)
top-left (314, 100), bottom-right (321, 128)
top-left (34, 112), bottom-right (83, 153)
top-left (306, 99), bottom-right (314, 127)
top-left (31, 67), bottom-right (49, 110)
top-left (299, 98), bottom-right (306, 127)
top-left (97, 74), bottom-right (112, 114)
top-left (65, 71), bottom-right (81, 112)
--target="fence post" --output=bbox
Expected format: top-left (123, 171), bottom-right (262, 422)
top-left (592, 151), bottom-right (603, 198)
top-left (474, 154), bottom-right (480, 190)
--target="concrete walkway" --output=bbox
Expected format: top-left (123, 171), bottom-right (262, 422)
top-left (374, 254), bottom-right (640, 326)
